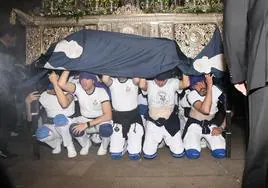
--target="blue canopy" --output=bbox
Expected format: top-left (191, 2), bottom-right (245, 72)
top-left (36, 29), bottom-right (188, 78)
top-left (21, 28), bottom-right (227, 92)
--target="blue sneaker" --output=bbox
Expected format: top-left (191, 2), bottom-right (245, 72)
top-left (128, 153), bottom-right (141, 160)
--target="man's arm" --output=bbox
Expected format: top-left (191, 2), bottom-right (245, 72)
top-left (139, 78), bottom-right (148, 91)
top-left (192, 75), bottom-right (213, 115)
top-left (58, 70), bottom-right (76, 93)
top-left (179, 74), bottom-right (190, 89)
top-left (25, 91), bottom-right (40, 122)
top-left (88, 101), bottom-right (112, 126)
top-left (49, 71), bottom-right (74, 108)
top-left (132, 78), bottom-right (140, 85)
top-left (72, 101), bottom-right (112, 134)
top-left (223, 0), bottom-right (248, 85)
top-left (102, 75), bottom-right (113, 87)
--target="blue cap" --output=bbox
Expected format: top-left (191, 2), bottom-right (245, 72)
top-left (53, 114), bottom-right (69, 127)
top-left (47, 83), bottom-right (54, 90)
top-left (36, 126), bottom-right (50, 140)
top-left (79, 72), bottom-right (98, 83)
top-left (190, 75), bottom-right (205, 88)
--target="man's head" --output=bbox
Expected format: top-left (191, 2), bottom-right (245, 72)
top-left (79, 72), bottom-right (97, 91)
top-left (190, 75), bottom-right (207, 96)
top-left (0, 24), bottom-right (16, 48)
top-left (117, 77), bottom-right (128, 83)
top-left (154, 79), bottom-right (168, 87)
top-left (154, 70), bottom-right (173, 87)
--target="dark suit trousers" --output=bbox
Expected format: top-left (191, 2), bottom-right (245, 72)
top-left (0, 100), bottom-right (17, 150)
top-left (243, 85), bottom-right (268, 188)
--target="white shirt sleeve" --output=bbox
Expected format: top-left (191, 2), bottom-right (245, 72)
top-left (99, 89), bottom-right (110, 103)
top-left (187, 90), bottom-right (203, 106)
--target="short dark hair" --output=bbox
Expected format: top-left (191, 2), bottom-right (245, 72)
top-left (0, 24), bottom-right (16, 38)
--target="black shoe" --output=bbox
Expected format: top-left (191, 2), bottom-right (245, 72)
top-left (0, 150), bottom-right (18, 159)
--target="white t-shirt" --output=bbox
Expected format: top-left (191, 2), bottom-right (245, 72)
top-left (109, 78), bottom-right (138, 111)
top-left (74, 83), bottom-right (110, 118)
top-left (187, 85), bottom-right (222, 115)
top-left (39, 91), bottom-right (75, 118)
top-left (147, 78), bottom-right (181, 109)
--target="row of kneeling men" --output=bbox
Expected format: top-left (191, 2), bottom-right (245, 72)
top-left (25, 70), bottom-right (226, 160)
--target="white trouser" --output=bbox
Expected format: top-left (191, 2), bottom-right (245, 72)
top-left (72, 116), bottom-right (111, 149)
top-left (54, 123), bottom-right (74, 147)
top-left (178, 113), bottom-right (187, 133)
top-left (72, 116), bottom-right (105, 134)
top-left (39, 124), bottom-right (62, 149)
top-left (183, 123), bottom-right (226, 152)
top-left (110, 122), bottom-right (144, 154)
top-left (143, 120), bottom-right (184, 156)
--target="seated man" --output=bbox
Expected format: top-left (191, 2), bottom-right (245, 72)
top-left (139, 71), bottom-right (189, 159)
top-left (58, 71), bottom-right (113, 156)
top-left (102, 75), bottom-right (144, 160)
top-left (25, 71), bottom-right (77, 158)
top-left (183, 74), bottom-right (226, 159)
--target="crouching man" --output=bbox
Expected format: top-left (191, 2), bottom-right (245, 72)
top-left (58, 71), bottom-right (113, 156)
top-left (139, 71), bottom-right (189, 159)
top-left (183, 74), bottom-right (226, 159)
top-left (102, 75), bottom-right (144, 160)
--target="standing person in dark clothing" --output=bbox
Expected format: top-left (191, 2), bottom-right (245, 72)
top-left (224, 1), bottom-right (268, 187)
top-left (0, 24), bottom-right (18, 159)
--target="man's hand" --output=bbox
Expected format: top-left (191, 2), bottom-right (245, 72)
top-left (205, 74), bottom-right (213, 88)
top-left (48, 71), bottom-right (59, 86)
top-left (211, 127), bottom-right (223, 136)
top-left (72, 123), bottom-right (87, 135)
top-left (25, 91), bottom-right (40, 104)
top-left (234, 83), bottom-right (247, 96)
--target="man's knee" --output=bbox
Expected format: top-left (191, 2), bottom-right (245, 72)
top-left (99, 124), bottom-right (113, 137)
top-left (36, 126), bottom-right (51, 140)
top-left (53, 114), bottom-right (69, 127)
top-left (69, 123), bottom-right (85, 137)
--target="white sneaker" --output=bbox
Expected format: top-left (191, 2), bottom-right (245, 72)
top-left (200, 138), bottom-right (207, 149)
top-left (52, 145), bottom-right (61, 154)
top-left (97, 144), bottom-right (107, 156)
top-left (67, 146), bottom-right (77, 158)
top-left (80, 140), bottom-right (92, 155)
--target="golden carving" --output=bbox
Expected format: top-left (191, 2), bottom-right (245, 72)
top-left (26, 27), bottom-right (41, 64)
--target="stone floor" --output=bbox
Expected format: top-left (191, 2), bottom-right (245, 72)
top-left (1, 118), bottom-right (247, 188)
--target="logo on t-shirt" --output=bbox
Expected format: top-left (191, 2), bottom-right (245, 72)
top-left (125, 86), bottom-right (131, 92)
top-left (93, 100), bottom-right (98, 106)
top-left (156, 91), bottom-right (169, 105)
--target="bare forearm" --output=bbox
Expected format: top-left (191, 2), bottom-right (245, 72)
top-left (201, 88), bottom-right (212, 114)
top-left (53, 84), bottom-right (72, 108)
top-left (139, 78), bottom-right (147, 91)
top-left (25, 103), bottom-right (32, 122)
top-left (179, 75), bottom-right (190, 89)
top-left (88, 114), bottom-right (112, 126)
top-left (102, 75), bottom-right (112, 86)
top-left (58, 71), bottom-right (70, 89)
